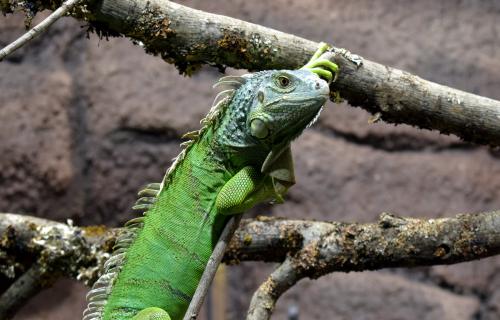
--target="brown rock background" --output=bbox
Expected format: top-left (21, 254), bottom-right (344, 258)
top-left (1, 0), bottom-right (500, 319)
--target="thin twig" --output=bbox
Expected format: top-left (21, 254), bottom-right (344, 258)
top-left (0, 0), bottom-right (82, 61)
top-left (183, 214), bottom-right (243, 320)
top-left (246, 258), bottom-right (301, 320)
top-left (0, 263), bottom-right (57, 319)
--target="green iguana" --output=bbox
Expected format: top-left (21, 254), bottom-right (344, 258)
top-left (82, 43), bottom-right (338, 320)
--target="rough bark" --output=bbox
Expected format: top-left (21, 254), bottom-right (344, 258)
top-left (225, 212), bottom-right (500, 271)
top-left (0, 264), bottom-right (57, 319)
top-left (246, 258), bottom-right (300, 320)
top-left (0, 214), bottom-right (119, 318)
top-left (236, 212), bottom-right (500, 320)
top-left (1, 211), bottom-right (500, 317)
top-left (0, 213), bottom-right (118, 287)
top-left (3, 211), bottom-right (500, 281)
top-left (2, 0), bottom-right (500, 146)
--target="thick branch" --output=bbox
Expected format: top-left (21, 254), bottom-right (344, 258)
top-left (226, 212), bottom-right (500, 273)
top-left (0, 213), bottom-right (118, 286)
top-left (235, 212), bottom-right (500, 319)
top-left (3, 0), bottom-right (500, 145)
top-left (2, 211), bottom-right (500, 317)
top-left (2, 211), bottom-right (500, 279)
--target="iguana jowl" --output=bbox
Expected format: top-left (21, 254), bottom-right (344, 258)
top-left (83, 43), bottom-right (338, 320)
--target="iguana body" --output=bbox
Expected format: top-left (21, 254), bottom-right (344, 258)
top-left (83, 44), bottom-right (338, 320)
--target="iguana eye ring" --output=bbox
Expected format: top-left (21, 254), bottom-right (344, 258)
top-left (276, 75), bottom-right (290, 88)
top-left (250, 118), bottom-right (269, 139)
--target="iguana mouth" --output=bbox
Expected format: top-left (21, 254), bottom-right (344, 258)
top-left (284, 95), bottom-right (328, 104)
top-left (265, 97), bottom-right (326, 116)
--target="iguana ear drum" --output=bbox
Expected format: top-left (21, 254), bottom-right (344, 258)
top-left (250, 118), bottom-right (269, 139)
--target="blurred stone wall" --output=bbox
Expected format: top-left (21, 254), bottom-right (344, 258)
top-left (1, 0), bottom-right (500, 319)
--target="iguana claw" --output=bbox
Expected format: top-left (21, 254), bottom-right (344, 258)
top-left (300, 42), bottom-right (339, 83)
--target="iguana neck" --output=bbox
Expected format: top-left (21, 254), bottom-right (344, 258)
top-left (213, 74), bottom-right (272, 169)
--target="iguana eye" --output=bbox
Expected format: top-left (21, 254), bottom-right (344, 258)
top-left (276, 75), bottom-right (291, 88)
top-left (250, 118), bottom-right (269, 139)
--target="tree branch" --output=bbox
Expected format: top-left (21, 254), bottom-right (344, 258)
top-left (246, 258), bottom-right (301, 320)
top-left (0, 0), bottom-right (82, 61)
top-left (0, 213), bottom-right (118, 287)
top-left (2, 0), bottom-right (500, 146)
top-left (2, 211), bottom-right (500, 317)
top-left (233, 212), bottom-right (500, 319)
top-left (0, 263), bottom-right (57, 319)
top-left (2, 211), bottom-right (500, 277)
top-left (226, 212), bottom-right (500, 270)
top-left (183, 214), bottom-right (242, 320)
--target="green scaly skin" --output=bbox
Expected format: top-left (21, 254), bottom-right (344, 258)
top-left (82, 43), bottom-right (338, 320)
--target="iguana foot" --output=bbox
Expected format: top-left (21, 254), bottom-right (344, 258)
top-left (132, 307), bottom-right (172, 320)
top-left (301, 42), bottom-right (339, 83)
top-left (216, 146), bottom-right (296, 215)
top-left (216, 166), bottom-right (268, 215)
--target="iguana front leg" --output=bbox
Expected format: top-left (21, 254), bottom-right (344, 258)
top-left (215, 166), bottom-right (277, 215)
top-left (217, 144), bottom-right (297, 215)
top-left (132, 307), bottom-right (171, 320)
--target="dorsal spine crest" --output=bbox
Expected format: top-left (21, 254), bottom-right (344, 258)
top-left (82, 74), bottom-right (248, 320)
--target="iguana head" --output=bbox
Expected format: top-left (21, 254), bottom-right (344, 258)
top-left (213, 69), bottom-right (329, 170)
top-left (246, 69), bottom-right (329, 146)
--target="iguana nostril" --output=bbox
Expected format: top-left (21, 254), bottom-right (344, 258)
top-left (315, 82), bottom-right (321, 90)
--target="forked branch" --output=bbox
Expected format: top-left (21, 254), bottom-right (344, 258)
top-left (1, 211), bottom-right (500, 318)
top-left (237, 212), bottom-right (500, 319)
